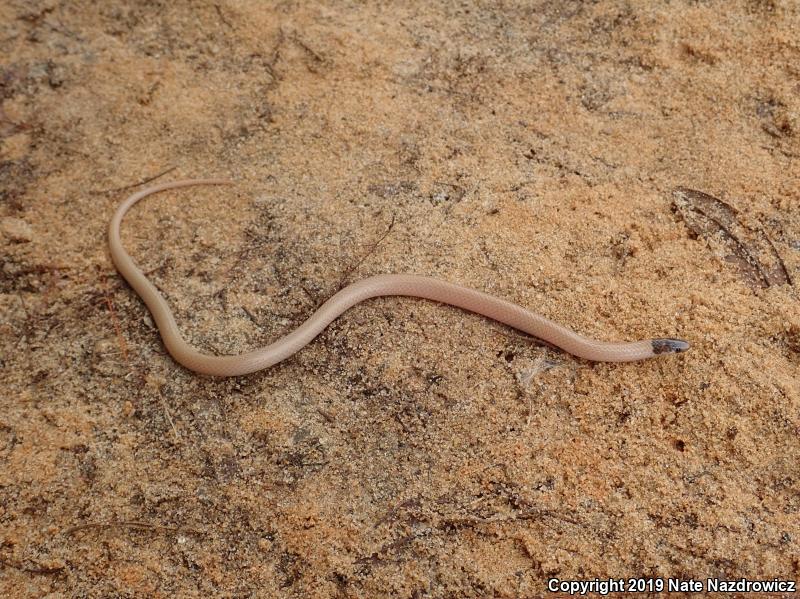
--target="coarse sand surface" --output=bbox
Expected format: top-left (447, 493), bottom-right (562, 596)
top-left (1, 1), bottom-right (798, 596)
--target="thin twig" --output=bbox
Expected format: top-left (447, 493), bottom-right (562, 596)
top-left (214, 4), bottom-right (232, 28)
top-left (159, 392), bottom-right (181, 444)
top-left (101, 278), bottom-right (130, 365)
top-left (91, 166), bottom-right (177, 195)
top-left (337, 213), bottom-right (396, 289)
top-left (0, 558), bottom-right (65, 576)
top-left (64, 520), bottom-right (203, 536)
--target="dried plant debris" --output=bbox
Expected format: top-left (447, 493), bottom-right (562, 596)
top-left (673, 188), bottom-right (792, 289)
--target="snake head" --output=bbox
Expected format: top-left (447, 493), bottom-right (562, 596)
top-left (651, 338), bottom-right (690, 354)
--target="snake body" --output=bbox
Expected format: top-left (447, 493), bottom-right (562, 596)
top-left (108, 179), bottom-right (688, 376)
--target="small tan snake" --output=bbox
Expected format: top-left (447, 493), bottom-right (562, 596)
top-left (108, 179), bottom-right (689, 376)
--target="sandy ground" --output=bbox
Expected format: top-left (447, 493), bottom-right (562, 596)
top-left (1, 1), bottom-right (799, 597)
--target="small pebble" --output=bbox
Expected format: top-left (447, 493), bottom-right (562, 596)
top-left (1, 217), bottom-right (33, 242)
